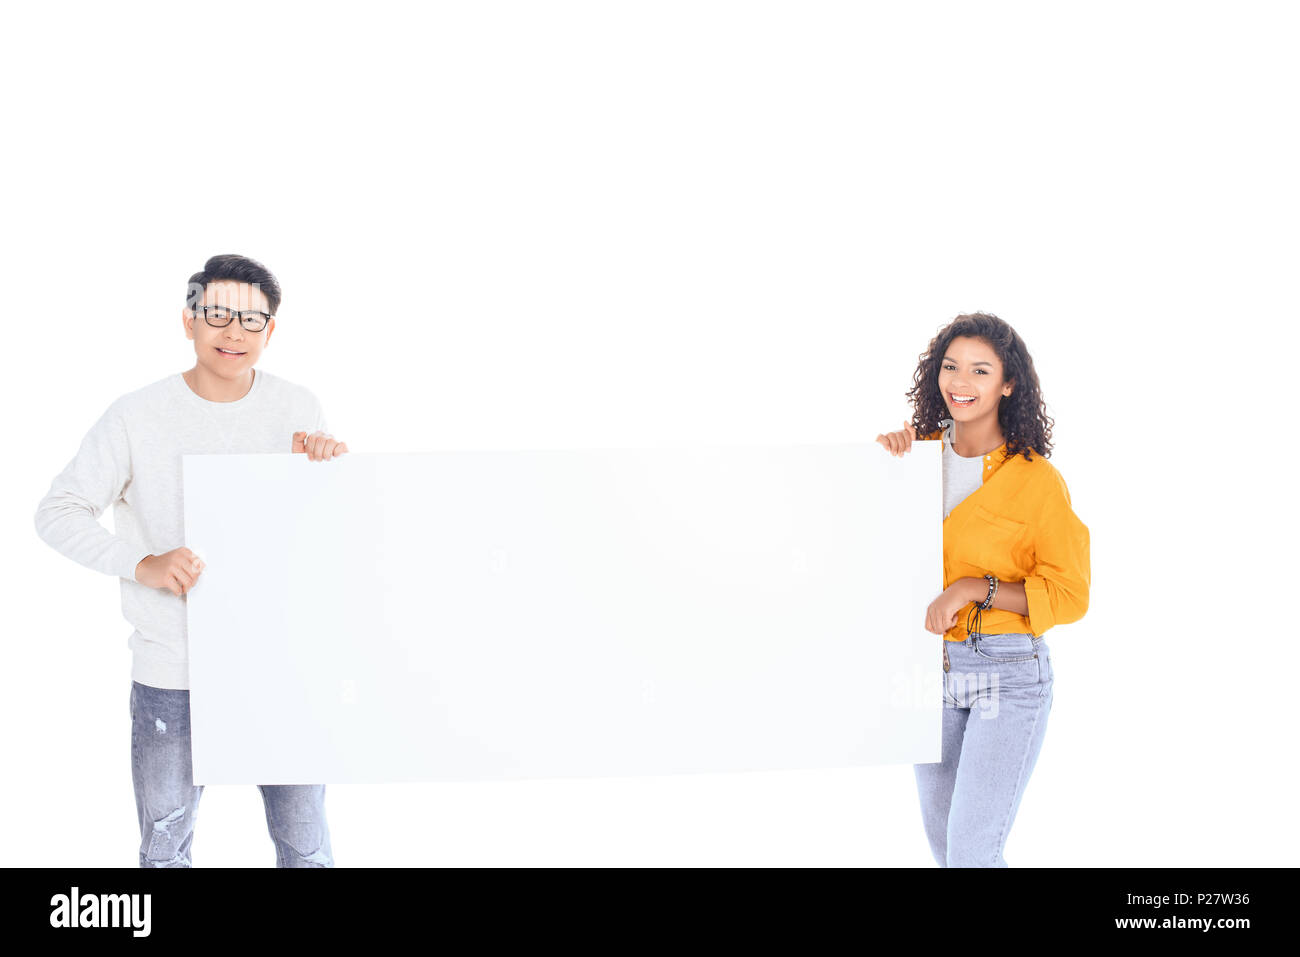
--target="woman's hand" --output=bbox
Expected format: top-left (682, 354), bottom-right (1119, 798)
top-left (875, 420), bottom-right (918, 457)
top-left (925, 582), bottom-right (973, 635)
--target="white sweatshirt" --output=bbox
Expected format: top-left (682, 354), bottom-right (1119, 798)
top-left (34, 369), bottom-right (329, 690)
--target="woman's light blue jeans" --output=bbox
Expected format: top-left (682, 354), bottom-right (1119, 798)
top-left (130, 680), bottom-right (334, 868)
top-left (913, 632), bottom-right (1054, 867)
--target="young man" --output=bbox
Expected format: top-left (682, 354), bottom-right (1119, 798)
top-left (34, 254), bottom-right (348, 867)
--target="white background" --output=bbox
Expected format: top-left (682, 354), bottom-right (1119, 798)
top-left (2, 0), bottom-right (1295, 866)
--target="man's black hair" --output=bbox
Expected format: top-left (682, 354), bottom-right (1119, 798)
top-left (186, 254), bottom-right (282, 315)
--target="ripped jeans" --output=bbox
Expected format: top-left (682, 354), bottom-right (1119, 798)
top-left (912, 632), bottom-right (1054, 868)
top-left (130, 680), bottom-right (334, 868)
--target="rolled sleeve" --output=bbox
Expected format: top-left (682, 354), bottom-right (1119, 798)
top-left (1024, 472), bottom-right (1091, 636)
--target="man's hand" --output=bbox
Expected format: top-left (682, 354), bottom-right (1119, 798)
top-left (925, 580), bottom-right (978, 635)
top-left (136, 548), bottom-right (205, 597)
top-left (293, 431), bottom-right (349, 461)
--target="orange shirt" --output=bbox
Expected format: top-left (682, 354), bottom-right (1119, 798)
top-left (923, 428), bottom-right (1090, 642)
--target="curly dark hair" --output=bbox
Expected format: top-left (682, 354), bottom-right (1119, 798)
top-left (904, 312), bottom-right (1054, 461)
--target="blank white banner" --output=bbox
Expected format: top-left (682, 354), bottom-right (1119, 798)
top-left (183, 442), bottom-right (942, 784)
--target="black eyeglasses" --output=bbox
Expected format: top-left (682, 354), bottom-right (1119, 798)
top-left (191, 305), bottom-right (274, 333)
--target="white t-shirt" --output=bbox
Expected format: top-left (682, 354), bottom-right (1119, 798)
top-left (34, 369), bottom-right (329, 689)
top-left (940, 417), bottom-right (986, 520)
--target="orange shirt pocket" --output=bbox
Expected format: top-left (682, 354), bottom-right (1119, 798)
top-left (965, 503), bottom-right (1030, 580)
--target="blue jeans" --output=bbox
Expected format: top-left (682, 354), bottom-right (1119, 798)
top-left (913, 632), bottom-right (1054, 867)
top-left (129, 681), bottom-right (334, 868)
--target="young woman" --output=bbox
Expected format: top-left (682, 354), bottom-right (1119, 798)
top-left (875, 313), bottom-right (1090, 867)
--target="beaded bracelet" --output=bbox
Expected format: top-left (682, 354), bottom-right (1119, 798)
top-left (966, 573), bottom-right (1000, 640)
top-left (979, 573), bottom-right (999, 610)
